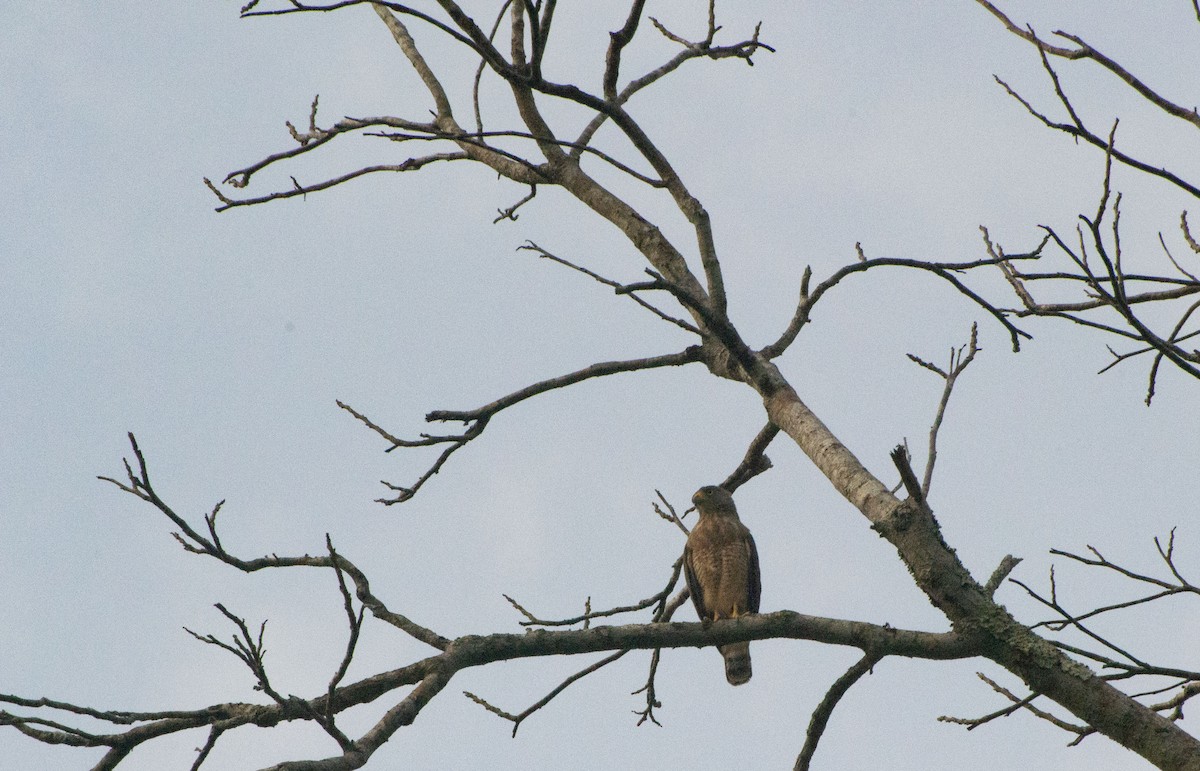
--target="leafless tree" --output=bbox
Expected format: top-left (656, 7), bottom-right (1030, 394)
top-left (4, 2), bottom-right (1200, 769)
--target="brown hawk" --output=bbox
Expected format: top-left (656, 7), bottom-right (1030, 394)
top-left (683, 485), bottom-right (761, 686)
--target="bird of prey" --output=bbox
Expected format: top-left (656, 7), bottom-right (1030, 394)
top-left (683, 485), bottom-right (761, 686)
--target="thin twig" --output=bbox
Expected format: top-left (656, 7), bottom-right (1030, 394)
top-left (907, 324), bottom-right (979, 499)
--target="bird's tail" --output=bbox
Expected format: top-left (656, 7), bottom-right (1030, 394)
top-left (719, 642), bottom-right (752, 686)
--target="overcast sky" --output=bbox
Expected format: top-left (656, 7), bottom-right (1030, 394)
top-left (3, 2), bottom-right (1199, 769)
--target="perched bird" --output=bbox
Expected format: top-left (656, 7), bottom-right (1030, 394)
top-left (683, 485), bottom-right (761, 685)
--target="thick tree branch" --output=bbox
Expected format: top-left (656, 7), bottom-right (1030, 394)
top-left (756, 365), bottom-right (1200, 767)
top-left (1, 612), bottom-right (975, 769)
top-left (19, 4), bottom-right (1200, 769)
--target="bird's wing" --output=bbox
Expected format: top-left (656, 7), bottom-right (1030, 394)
top-left (683, 543), bottom-right (709, 620)
top-left (745, 530), bottom-right (762, 614)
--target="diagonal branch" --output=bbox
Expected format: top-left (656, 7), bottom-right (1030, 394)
top-left (339, 348), bottom-right (703, 503)
top-left (1009, 576), bottom-right (1149, 668)
top-left (990, 45), bottom-right (1200, 200)
top-left (795, 653), bottom-right (882, 771)
top-left (519, 241), bottom-right (700, 334)
top-left (466, 651), bottom-right (626, 737)
top-left (976, 1), bottom-right (1200, 132)
top-left (940, 672), bottom-right (1091, 744)
top-left (721, 421), bottom-right (780, 492)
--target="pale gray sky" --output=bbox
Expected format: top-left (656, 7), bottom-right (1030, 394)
top-left (3, 2), bottom-right (1198, 769)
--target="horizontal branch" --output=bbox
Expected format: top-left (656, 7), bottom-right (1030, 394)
top-left (763, 252), bottom-right (1035, 359)
top-left (206, 155), bottom-right (468, 211)
top-left (1006, 283), bottom-right (1200, 316)
top-left (216, 112), bottom-right (440, 187)
top-left (340, 347), bottom-right (704, 503)
top-left (506, 557), bottom-right (684, 628)
top-left (1, 612), bottom-right (974, 769)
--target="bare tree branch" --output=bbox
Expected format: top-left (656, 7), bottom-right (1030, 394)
top-left (504, 556), bottom-right (685, 629)
top-left (575, 1), bottom-right (773, 157)
top-left (940, 673), bottom-right (1091, 745)
top-left (6, 436), bottom-right (983, 767)
top-left (466, 651), bottom-right (626, 737)
top-left (519, 241), bottom-right (701, 334)
top-left (721, 422), bottom-right (780, 492)
top-left (985, 132), bottom-right (1200, 403)
top-left (889, 444), bottom-right (925, 507)
top-left (1010, 575), bottom-right (1150, 668)
top-left (970, 531), bottom-right (1200, 741)
top-left (652, 491), bottom-right (691, 537)
top-left (977, 1), bottom-right (1200, 131)
top-left (337, 348), bottom-right (702, 503)
top-left (2, 613), bottom-right (975, 767)
top-left (794, 653), bottom-right (881, 771)
top-left (207, 155), bottom-right (469, 211)
top-left (763, 250), bottom-right (1034, 360)
top-left (907, 324), bottom-right (980, 499)
top-left (98, 434), bottom-right (450, 650)
top-left (190, 726), bottom-right (224, 771)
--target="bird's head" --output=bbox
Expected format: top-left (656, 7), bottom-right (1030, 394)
top-left (691, 485), bottom-right (738, 519)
